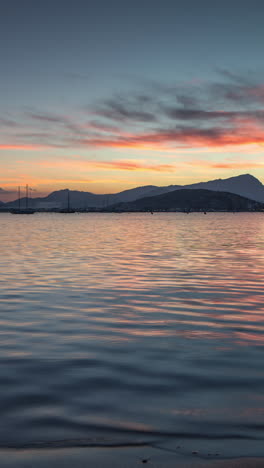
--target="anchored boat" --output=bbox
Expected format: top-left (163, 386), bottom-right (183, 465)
top-left (10, 185), bottom-right (35, 214)
top-left (58, 189), bottom-right (75, 213)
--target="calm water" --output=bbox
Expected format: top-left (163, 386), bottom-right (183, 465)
top-left (0, 212), bottom-right (263, 456)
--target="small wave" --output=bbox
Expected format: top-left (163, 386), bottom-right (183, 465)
top-left (0, 438), bottom-right (150, 451)
top-left (0, 429), bottom-right (262, 451)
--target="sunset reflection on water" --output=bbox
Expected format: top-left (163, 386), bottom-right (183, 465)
top-left (0, 212), bottom-right (263, 450)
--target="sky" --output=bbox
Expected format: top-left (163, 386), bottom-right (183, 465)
top-left (1, 0), bottom-right (264, 201)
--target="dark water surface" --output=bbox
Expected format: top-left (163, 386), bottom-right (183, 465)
top-left (0, 212), bottom-right (263, 456)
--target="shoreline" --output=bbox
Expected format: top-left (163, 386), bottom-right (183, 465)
top-left (0, 445), bottom-right (264, 468)
top-left (1, 209), bottom-right (264, 213)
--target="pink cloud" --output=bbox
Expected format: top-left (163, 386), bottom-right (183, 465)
top-left (0, 144), bottom-right (44, 150)
top-left (37, 157), bottom-right (176, 173)
top-left (185, 159), bottom-right (264, 169)
top-left (86, 160), bottom-right (176, 172)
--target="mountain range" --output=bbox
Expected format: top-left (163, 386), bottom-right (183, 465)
top-left (112, 188), bottom-right (263, 212)
top-left (2, 173), bottom-right (264, 210)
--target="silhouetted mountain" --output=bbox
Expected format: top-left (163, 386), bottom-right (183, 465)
top-left (111, 189), bottom-right (264, 212)
top-left (181, 174), bottom-right (264, 203)
top-left (3, 173), bottom-right (264, 209)
top-left (4, 186), bottom-right (180, 209)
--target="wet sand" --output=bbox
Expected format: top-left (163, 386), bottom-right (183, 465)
top-left (0, 446), bottom-right (263, 468)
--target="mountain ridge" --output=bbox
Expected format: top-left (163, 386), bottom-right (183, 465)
top-left (3, 173), bottom-right (264, 209)
top-left (111, 188), bottom-right (264, 212)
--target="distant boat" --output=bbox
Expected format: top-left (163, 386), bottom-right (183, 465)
top-left (11, 208), bottom-right (35, 215)
top-left (58, 189), bottom-right (75, 213)
top-left (10, 185), bottom-right (35, 215)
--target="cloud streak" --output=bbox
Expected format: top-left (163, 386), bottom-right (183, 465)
top-left (2, 72), bottom-right (264, 154)
top-left (76, 120), bottom-right (264, 150)
top-left (0, 144), bottom-right (45, 150)
top-left (185, 159), bottom-right (264, 169)
top-left (37, 157), bottom-right (177, 173)
top-left (86, 160), bottom-right (176, 172)
top-left (95, 97), bottom-right (157, 123)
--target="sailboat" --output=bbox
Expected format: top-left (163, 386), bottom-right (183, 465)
top-left (58, 189), bottom-right (75, 213)
top-left (10, 185), bottom-right (35, 214)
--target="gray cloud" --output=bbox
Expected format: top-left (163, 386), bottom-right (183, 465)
top-left (0, 118), bottom-right (20, 128)
top-left (3, 71), bottom-right (264, 151)
top-left (95, 97), bottom-right (158, 123)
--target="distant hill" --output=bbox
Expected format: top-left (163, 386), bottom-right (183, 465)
top-left (4, 185), bottom-right (180, 209)
top-left (181, 174), bottom-right (264, 203)
top-left (110, 189), bottom-right (264, 212)
top-left (3, 173), bottom-right (264, 209)
top-left (4, 187), bottom-right (164, 210)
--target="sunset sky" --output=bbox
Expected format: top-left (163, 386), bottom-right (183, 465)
top-left (1, 0), bottom-right (264, 201)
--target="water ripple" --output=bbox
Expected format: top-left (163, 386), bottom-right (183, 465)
top-left (0, 212), bottom-right (263, 452)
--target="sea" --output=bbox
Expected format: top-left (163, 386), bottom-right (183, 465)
top-left (0, 212), bottom-right (263, 458)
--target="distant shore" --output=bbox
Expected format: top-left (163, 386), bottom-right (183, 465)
top-left (1, 445), bottom-right (264, 468)
top-left (0, 208), bottom-right (264, 213)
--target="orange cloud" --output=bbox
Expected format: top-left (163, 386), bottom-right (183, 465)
top-left (77, 119), bottom-right (264, 151)
top-left (87, 160), bottom-right (176, 172)
top-left (37, 157), bottom-right (177, 173)
top-left (2, 114), bottom-right (264, 153)
top-left (0, 144), bottom-right (44, 150)
top-left (185, 159), bottom-right (264, 169)
top-left (209, 162), bottom-right (264, 169)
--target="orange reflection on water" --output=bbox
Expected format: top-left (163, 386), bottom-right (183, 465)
top-left (1, 212), bottom-right (264, 352)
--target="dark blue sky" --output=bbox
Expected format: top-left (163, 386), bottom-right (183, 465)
top-left (1, 0), bottom-right (264, 197)
top-left (2, 1), bottom-right (264, 107)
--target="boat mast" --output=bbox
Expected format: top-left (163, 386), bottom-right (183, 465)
top-left (67, 189), bottom-right (70, 211)
top-left (25, 184), bottom-right (28, 209)
top-left (18, 186), bottom-right (21, 210)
